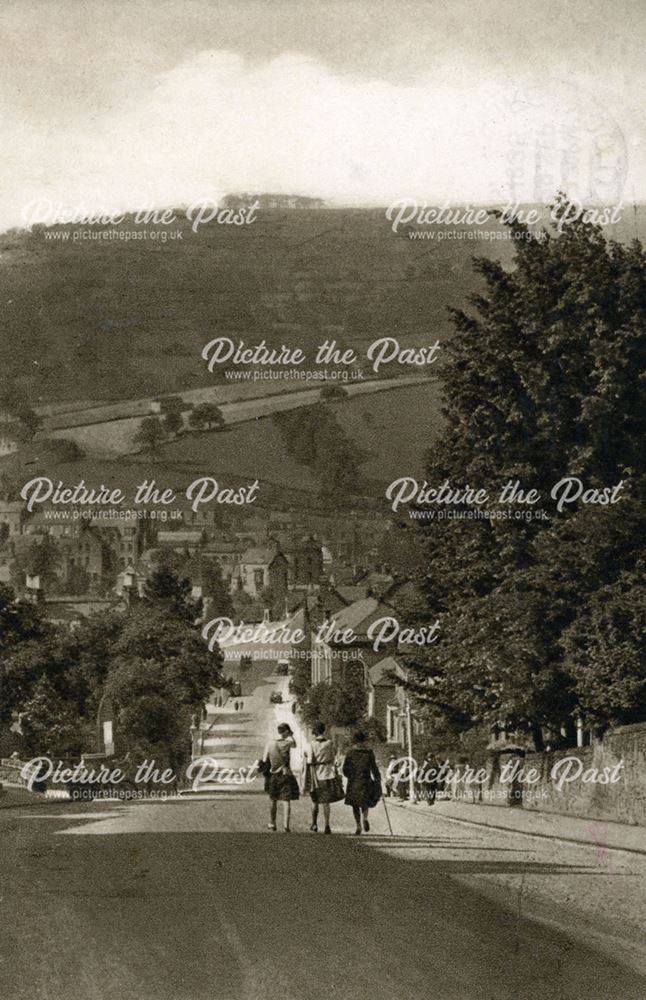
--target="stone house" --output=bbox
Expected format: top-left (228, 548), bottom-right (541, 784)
top-left (233, 545), bottom-right (288, 597)
top-left (310, 596), bottom-right (399, 686)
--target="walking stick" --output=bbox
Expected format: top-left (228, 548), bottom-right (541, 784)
top-left (382, 794), bottom-right (394, 836)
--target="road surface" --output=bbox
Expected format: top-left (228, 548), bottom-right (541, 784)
top-left (2, 664), bottom-right (644, 1000)
top-left (2, 794), bottom-right (646, 1000)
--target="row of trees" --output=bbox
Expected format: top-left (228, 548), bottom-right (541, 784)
top-left (0, 568), bottom-right (224, 770)
top-left (401, 195), bottom-right (646, 748)
top-left (133, 402), bottom-right (224, 459)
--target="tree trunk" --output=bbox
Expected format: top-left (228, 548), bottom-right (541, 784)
top-left (530, 722), bottom-right (544, 752)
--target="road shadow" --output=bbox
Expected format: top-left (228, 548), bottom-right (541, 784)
top-left (2, 811), bottom-right (645, 1000)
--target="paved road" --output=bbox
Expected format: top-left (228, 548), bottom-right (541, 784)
top-left (1, 794), bottom-right (645, 1000)
top-left (3, 665), bottom-right (644, 1000)
top-left (193, 660), bottom-right (295, 791)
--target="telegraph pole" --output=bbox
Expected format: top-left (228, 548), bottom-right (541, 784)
top-left (406, 698), bottom-right (415, 802)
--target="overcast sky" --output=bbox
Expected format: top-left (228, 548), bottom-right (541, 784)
top-left (0, 0), bottom-right (643, 230)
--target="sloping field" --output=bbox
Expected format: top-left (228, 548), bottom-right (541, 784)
top-left (2, 382), bottom-right (443, 512)
top-left (154, 380), bottom-right (443, 484)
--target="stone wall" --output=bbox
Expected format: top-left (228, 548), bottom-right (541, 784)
top-left (0, 758), bottom-right (27, 787)
top-left (443, 722), bottom-right (646, 827)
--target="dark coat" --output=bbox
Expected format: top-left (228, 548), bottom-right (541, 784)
top-left (342, 746), bottom-right (381, 808)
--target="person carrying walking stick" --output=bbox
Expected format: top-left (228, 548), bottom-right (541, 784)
top-left (342, 730), bottom-right (382, 834)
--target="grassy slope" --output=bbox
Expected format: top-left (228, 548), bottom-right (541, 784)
top-left (0, 208), bottom-right (506, 404)
top-left (151, 381), bottom-right (443, 485)
top-left (1, 383), bottom-right (444, 513)
top-left (3, 206), bottom-right (644, 408)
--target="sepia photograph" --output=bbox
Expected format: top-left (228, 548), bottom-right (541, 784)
top-left (0, 2), bottom-right (645, 998)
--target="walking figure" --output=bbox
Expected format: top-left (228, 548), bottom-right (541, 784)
top-left (262, 723), bottom-right (299, 832)
top-left (306, 721), bottom-right (338, 835)
top-left (342, 730), bottom-right (382, 834)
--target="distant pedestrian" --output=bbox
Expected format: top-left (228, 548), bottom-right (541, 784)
top-left (262, 722), bottom-right (299, 832)
top-left (306, 721), bottom-right (338, 834)
top-left (384, 754), bottom-right (398, 797)
top-left (343, 730), bottom-right (382, 834)
top-left (418, 755), bottom-right (437, 805)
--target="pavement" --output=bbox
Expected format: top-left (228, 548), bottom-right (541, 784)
top-left (2, 662), bottom-right (645, 1000)
top-left (395, 797), bottom-right (646, 856)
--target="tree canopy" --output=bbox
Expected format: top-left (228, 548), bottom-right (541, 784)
top-left (0, 569), bottom-right (224, 767)
top-left (273, 403), bottom-right (365, 502)
top-left (404, 197), bottom-right (646, 746)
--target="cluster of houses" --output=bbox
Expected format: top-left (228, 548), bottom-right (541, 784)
top-left (0, 498), bottom-right (324, 611)
top-left (0, 488), bottom-right (419, 746)
top-left (0, 492), bottom-right (389, 612)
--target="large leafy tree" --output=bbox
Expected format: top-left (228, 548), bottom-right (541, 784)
top-left (1, 569), bottom-right (223, 765)
top-left (188, 403), bottom-right (224, 431)
top-left (142, 565), bottom-right (195, 620)
top-left (103, 657), bottom-right (195, 772)
top-left (0, 584), bottom-right (53, 725)
top-left (133, 416), bottom-right (166, 460)
top-left (1, 607), bottom-right (122, 729)
top-left (104, 595), bottom-right (223, 770)
top-left (302, 671), bottom-right (367, 730)
top-left (273, 403), bottom-right (365, 502)
top-left (435, 198), bottom-right (646, 492)
top-left (0, 584), bottom-right (47, 655)
top-left (561, 561), bottom-right (646, 729)
top-left (405, 197), bottom-right (646, 746)
top-left (112, 602), bottom-right (221, 706)
top-left (20, 677), bottom-right (87, 758)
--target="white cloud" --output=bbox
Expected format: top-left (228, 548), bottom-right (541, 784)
top-left (0, 49), bottom-right (639, 231)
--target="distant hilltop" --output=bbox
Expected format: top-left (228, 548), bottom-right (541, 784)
top-left (221, 193), bottom-right (326, 210)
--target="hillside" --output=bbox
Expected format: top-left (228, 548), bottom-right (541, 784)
top-left (154, 381), bottom-right (443, 485)
top-left (3, 204), bottom-right (644, 410)
top-left (0, 208), bottom-right (500, 404)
